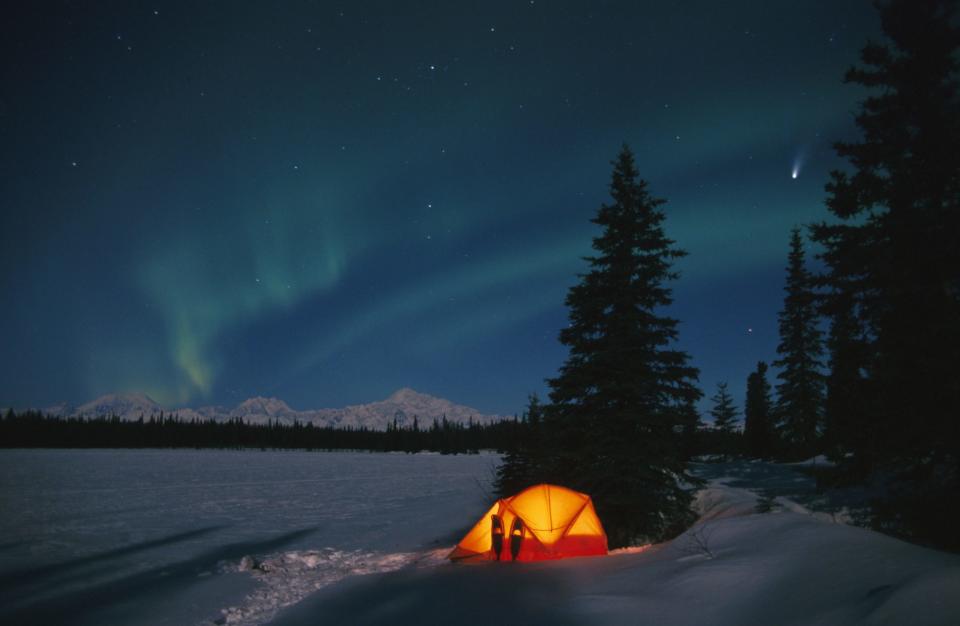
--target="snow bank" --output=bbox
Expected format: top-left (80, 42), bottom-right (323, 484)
top-left (269, 478), bottom-right (960, 626)
top-left (566, 503), bottom-right (960, 625)
top-left (692, 480), bottom-right (759, 520)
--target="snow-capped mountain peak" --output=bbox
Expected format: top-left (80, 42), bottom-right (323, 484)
top-left (231, 396), bottom-right (294, 417)
top-left (40, 388), bottom-right (501, 430)
top-left (341, 388), bottom-right (491, 428)
top-left (74, 392), bottom-right (162, 419)
top-left (386, 387), bottom-right (427, 403)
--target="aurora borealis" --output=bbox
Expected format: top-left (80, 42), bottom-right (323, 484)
top-left (1, 1), bottom-right (881, 414)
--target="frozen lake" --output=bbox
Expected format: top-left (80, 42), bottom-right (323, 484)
top-left (0, 449), bottom-right (500, 625)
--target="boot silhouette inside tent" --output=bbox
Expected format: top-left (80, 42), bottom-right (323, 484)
top-left (449, 484), bottom-right (608, 561)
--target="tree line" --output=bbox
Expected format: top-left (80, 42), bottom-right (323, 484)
top-left (0, 409), bottom-right (525, 455)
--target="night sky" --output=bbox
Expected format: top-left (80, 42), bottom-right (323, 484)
top-left (1, 1), bottom-right (881, 416)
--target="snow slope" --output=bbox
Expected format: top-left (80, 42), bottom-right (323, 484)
top-left (268, 473), bottom-right (960, 626)
top-left (73, 392), bottom-right (162, 418)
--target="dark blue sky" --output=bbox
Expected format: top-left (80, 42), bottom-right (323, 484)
top-left (1, 1), bottom-right (880, 415)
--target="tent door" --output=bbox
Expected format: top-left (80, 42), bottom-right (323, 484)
top-left (509, 517), bottom-right (524, 561)
top-left (491, 514), bottom-right (504, 561)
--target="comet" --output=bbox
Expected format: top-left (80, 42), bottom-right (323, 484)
top-left (791, 151), bottom-right (805, 179)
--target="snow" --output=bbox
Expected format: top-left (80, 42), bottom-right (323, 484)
top-left (230, 397), bottom-right (296, 418)
top-left (271, 464), bottom-right (960, 626)
top-left (72, 391), bottom-right (162, 418)
top-left (2, 449), bottom-right (958, 626)
top-left (216, 548), bottom-right (451, 625)
top-left (0, 449), bottom-right (498, 625)
top-left (787, 454), bottom-right (837, 467)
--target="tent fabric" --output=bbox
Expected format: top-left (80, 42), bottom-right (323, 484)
top-left (448, 484), bottom-right (608, 562)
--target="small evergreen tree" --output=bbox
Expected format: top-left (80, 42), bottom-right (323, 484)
top-left (709, 382), bottom-right (738, 434)
top-left (543, 145), bottom-right (702, 547)
top-left (494, 393), bottom-right (545, 495)
top-left (774, 228), bottom-right (825, 458)
top-left (744, 362), bottom-right (774, 459)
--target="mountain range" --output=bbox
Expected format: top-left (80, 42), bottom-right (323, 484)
top-left (42, 388), bottom-right (501, 431)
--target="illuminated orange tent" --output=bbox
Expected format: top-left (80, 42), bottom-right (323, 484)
top-left (448, 484), bottom-right (608, 562)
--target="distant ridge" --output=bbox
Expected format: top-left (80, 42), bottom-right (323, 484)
top-left (42, 388), bottom-right (501, 431)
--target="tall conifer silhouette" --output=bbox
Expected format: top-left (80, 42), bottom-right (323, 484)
top-left (545, 145), bottom-right (701, 546)
top-left (774, 228), bottom-right (824, 458)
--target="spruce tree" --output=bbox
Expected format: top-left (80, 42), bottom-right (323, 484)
top-left (812, 0), bottom-right (959, 465)
top-left (709, 382), bottom-right (739, 459)
top-left (744, 362), bottom-right (774, 459)
top-left (545, 145), bottom-right (701, 547)
top-left (810, 0), bottom-right (959, 548)
top-left (494, 393), bottom-right (544, 495)
top-left (709, 382), bottom-right (738, 434)
top-left (774, 228), bottom-right (825, 458)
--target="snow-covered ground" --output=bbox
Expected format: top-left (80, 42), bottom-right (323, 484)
top-left (2, 450), bottom-right (958, 625)
top-left (692, 457), bottom-right (872, 525)
top-left (271, 466), bottom-right (960, 626)
top-left (0, 449), bottom-right (498, 625)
